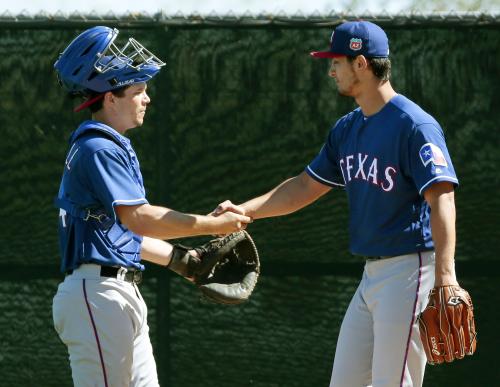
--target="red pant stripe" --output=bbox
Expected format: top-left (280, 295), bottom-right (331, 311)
top-left (82, 279), bottom-right (109, 387)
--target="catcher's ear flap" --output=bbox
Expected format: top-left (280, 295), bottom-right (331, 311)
top-left (199, 271), bottom-right (259, 305)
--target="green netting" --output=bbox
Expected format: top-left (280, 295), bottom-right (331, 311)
top-left (0, 24), bottom-right (498, 387)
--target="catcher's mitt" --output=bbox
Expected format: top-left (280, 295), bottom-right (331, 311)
top-left (418, 285), bottom-right (477, 365)
top-left (168, 231), bottom-right (260, 305)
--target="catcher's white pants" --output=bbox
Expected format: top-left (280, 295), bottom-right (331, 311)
top-left (329, 252), bottom-right (435, 387)
top-left (52, 264), bottom-right (159, 387)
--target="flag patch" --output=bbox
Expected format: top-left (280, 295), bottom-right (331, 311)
top-left (419, 143), bottom-right (448, 167)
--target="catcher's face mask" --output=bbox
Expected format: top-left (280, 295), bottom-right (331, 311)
top-left (94, 30), bottom-right (165, 73)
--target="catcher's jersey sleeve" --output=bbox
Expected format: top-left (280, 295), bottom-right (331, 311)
top-left (405, 123), bottom-right (458, 195)
top-left (84, 148), bottom-right (148, 218)
top-left (306, 120), bottom-right (345, 187)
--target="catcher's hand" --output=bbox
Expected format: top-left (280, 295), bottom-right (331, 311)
top-left (418, 285), bottom-right (477, 365)
top-left (168, 231), bottom-right (260, 304)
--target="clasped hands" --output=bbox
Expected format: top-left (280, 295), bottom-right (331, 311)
top-left (209, 200), bottom-right (251, 236)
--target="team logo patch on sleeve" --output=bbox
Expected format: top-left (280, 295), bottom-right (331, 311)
top-left (419, 143), bottom-right (448, 167)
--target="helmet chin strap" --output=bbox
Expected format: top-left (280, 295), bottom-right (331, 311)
top-left (74, 93), bottom-right (105, 112)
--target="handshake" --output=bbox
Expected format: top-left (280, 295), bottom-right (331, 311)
top-left (206, 200), bottom-right (253, 236)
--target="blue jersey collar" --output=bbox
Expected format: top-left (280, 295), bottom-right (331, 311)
top-left (69, 120), bottom-right (130, 147)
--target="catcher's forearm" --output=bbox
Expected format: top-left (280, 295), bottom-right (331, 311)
top-left (426, 186), bottom-right (457, 286)
top-left (143, 206), bottom-right (218, 239)
top-left (118, 204), bottom-right (238, 240)
top-left (141, 236), bottom-right (203, 279)
top-left (242, 172), bottom-right (330, 219)
top-left (140, 236), bottom-right (174, 266)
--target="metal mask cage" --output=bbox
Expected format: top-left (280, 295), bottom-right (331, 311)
top-left (94, 31), bottom-right (165, 73)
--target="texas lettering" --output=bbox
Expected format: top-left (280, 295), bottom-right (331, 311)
top-left (339, 153), bottom-right (397, 192)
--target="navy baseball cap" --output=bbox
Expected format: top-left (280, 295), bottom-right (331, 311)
top-left (311, 21), bottom-right (389, 58)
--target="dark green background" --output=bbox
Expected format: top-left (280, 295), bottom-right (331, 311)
top-left (0, 22), bottom-right (498, 387)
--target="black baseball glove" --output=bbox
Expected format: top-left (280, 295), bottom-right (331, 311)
top-left (168, 231), bottom-right (260, 304)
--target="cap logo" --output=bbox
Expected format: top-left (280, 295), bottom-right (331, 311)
top-left (349, 38), bottom-right (363, 51)
top-left (330, 31), bottom-right (335, 43)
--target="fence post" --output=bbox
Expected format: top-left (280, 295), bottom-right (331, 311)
top-left (156, 270), bottom-right (171, 386)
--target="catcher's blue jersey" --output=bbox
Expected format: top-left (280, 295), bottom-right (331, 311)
top-left (306, 94), bottom-right (458, 256)
top-left (55, 120), bottom-right (148, 273)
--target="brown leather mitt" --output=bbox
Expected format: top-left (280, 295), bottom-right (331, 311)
top-left (418, 285), bottom-right (477, 365)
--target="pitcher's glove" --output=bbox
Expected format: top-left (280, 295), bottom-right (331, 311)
top-left (168, 231), bottom-right (260, 304)
top-left (417, 285), bottom-right (477, 365)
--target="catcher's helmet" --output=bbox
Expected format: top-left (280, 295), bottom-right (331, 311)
top-left (54, 26), bottom-right (165, 95)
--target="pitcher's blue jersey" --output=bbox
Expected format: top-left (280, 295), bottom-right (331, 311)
top-left (306, 94), bottom-right (458, 256)
top-left (55, 120), bottom-right (148, 273)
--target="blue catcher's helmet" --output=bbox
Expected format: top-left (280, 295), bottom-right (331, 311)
top-left (54, 26), bottom-right (165, 95)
